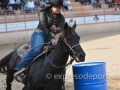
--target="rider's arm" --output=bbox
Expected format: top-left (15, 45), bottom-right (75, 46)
top-left (39, 11), bottom-right (52, 40)
top-left (56, 16), bottom-right (65, 33)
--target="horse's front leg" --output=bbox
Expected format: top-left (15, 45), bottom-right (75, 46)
top-left (6, 71), bottom-right (14, 90)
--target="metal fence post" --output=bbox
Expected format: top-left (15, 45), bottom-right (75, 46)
top-left (104, 9), bottom-right (106, 22)
top-left (24, 9), bottom-right (26, 30)
top-left (4, 12), bottom-right (7, 32)
top-left (84, 9), bottom-right (86, 24)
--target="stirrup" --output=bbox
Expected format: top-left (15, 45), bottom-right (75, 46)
top-left (14, 68), bottom-right (26, 78)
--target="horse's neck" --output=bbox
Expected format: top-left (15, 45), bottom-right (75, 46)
top-left (51, 38), bottom-right (69, 66)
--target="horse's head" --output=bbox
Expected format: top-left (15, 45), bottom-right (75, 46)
top-left (60, 22), bottom-right (85, 62)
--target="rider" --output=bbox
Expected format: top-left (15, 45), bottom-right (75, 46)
top-left (14, 0), bottom-right (65, 80)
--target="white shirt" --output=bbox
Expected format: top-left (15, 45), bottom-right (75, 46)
top-left (27, 1), bottom-right (35, 8)
top-left (9, 0), bottom-right (15, 4)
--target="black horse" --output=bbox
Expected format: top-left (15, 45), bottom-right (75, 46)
top-left (0, 22), bottom-right (85, 90)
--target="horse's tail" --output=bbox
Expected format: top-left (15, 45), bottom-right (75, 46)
top-left (0, 51), bottom-right (15, 74)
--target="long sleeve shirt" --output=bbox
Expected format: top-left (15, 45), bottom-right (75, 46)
top-left (37, 10), bottom-right (65, 41)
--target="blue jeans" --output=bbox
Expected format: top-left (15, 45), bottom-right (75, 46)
top-left (15, 30), bottom-right (48, 71)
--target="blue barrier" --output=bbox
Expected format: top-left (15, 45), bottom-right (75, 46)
top-left (72, 62), bottom-right (108, 90)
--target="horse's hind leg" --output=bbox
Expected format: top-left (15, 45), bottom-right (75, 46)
top-left (6, 71), bottom-right (14, 90)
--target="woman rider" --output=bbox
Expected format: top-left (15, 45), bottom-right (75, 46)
top-left (14, 0), bottom-right (65, 81)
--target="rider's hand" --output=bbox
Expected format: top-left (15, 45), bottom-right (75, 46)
top-left (51, 39), bottom-right (58, 46)
top-left (51, 25), bottom-right (56, 32)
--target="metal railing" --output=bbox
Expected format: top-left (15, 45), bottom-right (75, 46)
top-left (0, 5), bottom-right (120, 33)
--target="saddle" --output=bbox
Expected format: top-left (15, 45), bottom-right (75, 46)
top-left (16, 43), bottom-right (55, 83)
top-left (17, 43), bottom-right (54, 59)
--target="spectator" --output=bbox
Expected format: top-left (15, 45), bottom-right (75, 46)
top-left (34, 0), bottom-right (40, 7)
top-left (7, 5), bottom-right (15, 14)
top-left (44, 0), bottom-right (50, 6)
top-left (48, 0), bottom-right (52, 1)
top-left (27, 0), bottom-right (36, 13)
top-left (94, 14), bottom-right (99, 21)
top-left (20, 0), bottom-right (27, 14)
top-left (82, 0), bottom-right (87, 5)
top-left (25, 0), bottom-right (30, 13)
top-left (107, 0), bottom-right (113, 7)
top-left (114, 0), bottom-right (120, 3)
top-left (0, 2), bottom-right (2, 15)
top-left (40, 0), bottom-right (46, 8)
top-left (66, 0), bottom-right (73, 10)
top-left (91, 0), bottom-right (95, 5)
top-left (97, 1), bottom-right (101, 8)
top-left (79, 0), bottom-right (89, 5)
top-left (15, 0), bottom-right (21, 10)
top-left (63, 0), bottom-right (68, 11)
top-left (1, 1), bottom-right (10, 15)
top-left (88, 0), bottom-right (91, 5)
top-left (0, 2), bottom-right (1, 8)
top-left (93, 0), bottom-right (97, 8)
top-left (78, 0), bottom-right (83, 5)
top-left (34, 0), bottom-right (40, 19)
top-left (114, 4), bottom-right (119, 11)
top-left (9, 0), bottom-right (16, 10)
top-left (117, 2), bottom-right (120, 9)
top-left (93, 0), bottom-right (101, 8)
top-left (105, 0), bottom-right (107, 4)
top-left (1, 1), bottom-right (8, 10)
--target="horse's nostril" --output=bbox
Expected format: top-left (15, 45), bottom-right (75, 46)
top-left (79, 54), bottom-right (85, 59)
top-left (79, 54), bottom-right (85, 61)
top-left (80, 53), bottom-right (86, 58)
top-left (79, 54), bottom-right (83, 58)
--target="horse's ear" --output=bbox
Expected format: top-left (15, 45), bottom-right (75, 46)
top-left (72, 20), bottom-right (76, 30)
top-left (64, 22), bottom-right (68, 30)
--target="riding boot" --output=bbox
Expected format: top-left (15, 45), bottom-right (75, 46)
top-left (14, 68), bottom-right (26, 82)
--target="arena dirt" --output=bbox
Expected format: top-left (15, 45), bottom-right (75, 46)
top-left (0, 31), bottom-right (120, 90)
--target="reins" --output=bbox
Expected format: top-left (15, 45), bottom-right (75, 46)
top-left (44, 57), bottom-right (74, 90)
top-left (45, 31), bottom-right (80, 69)
top-left (44, 31), bottom-right (80, 90)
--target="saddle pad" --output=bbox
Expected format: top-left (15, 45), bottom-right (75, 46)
top-left (17, 43), bottom-right (30, 58)
top-left (17, 43), bottom-right (54, 59)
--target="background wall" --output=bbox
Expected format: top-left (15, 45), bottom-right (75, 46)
top-left (0, 22), bottom-right (120, 45)
top-left (76, 22), bottom-right (120, 36)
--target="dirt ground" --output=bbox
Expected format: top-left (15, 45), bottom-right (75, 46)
top-left (0, 30), bottom-right (120, 90)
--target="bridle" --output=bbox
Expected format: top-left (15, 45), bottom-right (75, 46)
top-left (60, 31), bottom-right (80, 62)
top-left (45, 31), bottom-right (80, 69)
top-left (45, 32), bottom-right (79, 90)
top-left (44, 31), bottom-right (81, 90)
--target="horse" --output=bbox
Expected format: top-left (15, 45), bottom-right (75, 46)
top-left (0, 22), bottom-right (86, 90)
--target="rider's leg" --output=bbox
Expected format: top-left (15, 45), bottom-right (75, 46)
top-left (14, 30), bottom-right (48, 72)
